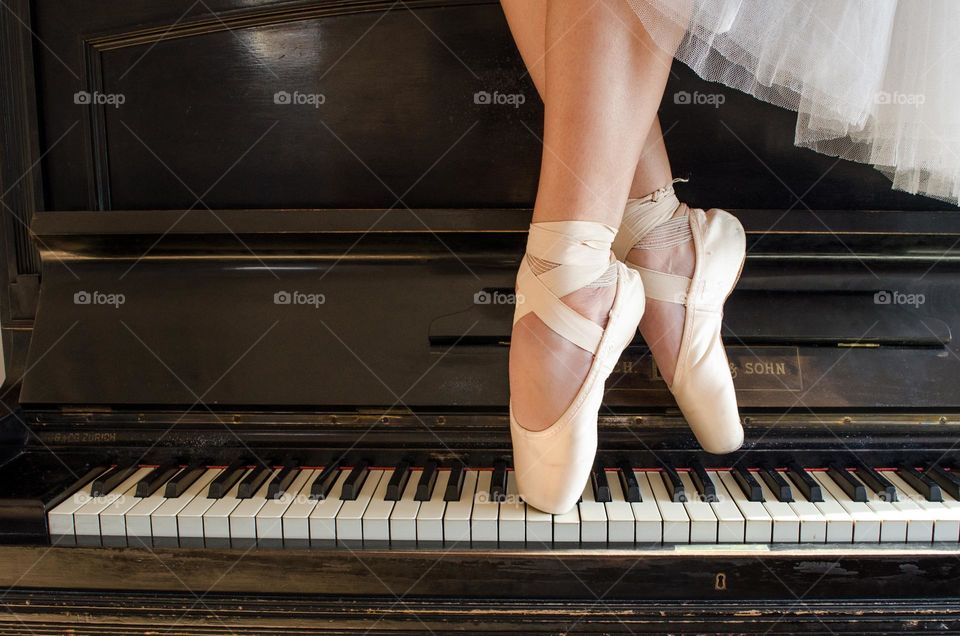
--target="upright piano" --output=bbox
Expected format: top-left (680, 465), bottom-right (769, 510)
top-left (1, 0), bottom-right (959, 632)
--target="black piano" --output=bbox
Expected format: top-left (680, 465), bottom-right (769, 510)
top-left (1, 0), bottom-right (959, 632)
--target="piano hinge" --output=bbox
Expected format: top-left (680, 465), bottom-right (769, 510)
top-left (59, 406), bottom-right (113, 414)
top-left (838, 342), bottom-right (880, 348)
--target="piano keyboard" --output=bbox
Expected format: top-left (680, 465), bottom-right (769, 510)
top-left (47, 461), bottom-right (960, 548)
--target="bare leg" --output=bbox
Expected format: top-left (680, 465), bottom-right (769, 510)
top-left (506, 0), bottom-right (674, 431)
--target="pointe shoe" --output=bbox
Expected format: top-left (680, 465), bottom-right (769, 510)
top-left (510, 221), bottom-right (645, 514)
top-left (615, 201), bottom-right (746, 454)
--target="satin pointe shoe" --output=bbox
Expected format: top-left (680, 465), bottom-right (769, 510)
top-left (510, 220), bottom-right (645, 514)
top-left (613, 186), bottom-right (746, 454)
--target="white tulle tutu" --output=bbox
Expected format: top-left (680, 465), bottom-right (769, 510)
top-left (625, 0), bottom-right (960, 205)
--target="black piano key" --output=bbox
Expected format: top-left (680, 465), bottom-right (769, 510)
top-left (135, 462), bottom-right (180, 498)
top-left (309, 464), bottom-right (341, 500)
top-left (385, 461), bottom-right (412, 501)
top-left (207, 460), bottom-right (248, 498)
top-left (732, 466), bottom-right (764, 502)
top-left (690, 461), bottom-right (717, 503)
top-left (591, 464), bottom-right (612, 503)
top-left (267, 462), bottom-right (301, 499)
top-left (163, 463), bottom-right (206, 498)
top-left (341, 461), bottom-right (371, 501)
top-left (758, 467), bottom-right (793, 503)
top-left (416, 461), bottom-right (439, 502)
top-left (444, 464), bottom-right (466, 502)
top-left (617, 460), bottom-right (641, 502)
top-left (928, 466), bottom-right (960, 500)
top-left (91, 464), bottom-right (138, 498)
top-left (854, 466), bottom-right (897, 502)
top-left (490, 460), bottom-right (508, 503)
top-left (786, 462), bottom-right (822, 502)
top-left (660, 465), bottom-right (686, 503)
top-left (828, 465), bottom-right (868, 503)
top-left (897, 466), bottom-right (943, 502)
top-left (238, 465), bottom-right (273, 499)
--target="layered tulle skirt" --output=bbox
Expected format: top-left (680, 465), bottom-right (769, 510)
top-left (626, 0), bottom-right (960, 205)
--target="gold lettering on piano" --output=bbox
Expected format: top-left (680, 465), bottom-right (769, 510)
top-left (49, 431), bottom-right (117, 444)
top-left (743, 360), bottom-right (788, 376)
top-left (714, 573), bottom-right (727, 591)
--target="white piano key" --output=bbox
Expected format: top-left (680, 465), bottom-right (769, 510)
top-left (229, 468), bottom-right (280, 547)
top-left (417, 469), bottom-right (451, 546)
top-left (126, 471), bottom-right (180, 547)
top-left (707, 471), bottom-right (745, 543)
top-left (756, 475), bottom-right (800, 543)
top-left (792, 471), bottom-right (854, 542)
top-left (858, 473), bottom-right (910, 542)
top-left (812, 472), bottom-right (881, 542)
top-left (336, 469), bottom-right (384, 547)
top-left (443, 469), bottom-right (477, 546)
top-left (176, 469), bottom-right (228, 546)
top-left (256, 468), bottom-right (314, 545)
top-left (202, 470), bottom-right (251, 546)
top-left (390, 469), bottom-right (422, 544)
top-left (776, 472), bottom-right (827, 543)
top-left (73, 467), bottom-right (153, 546)
top-left (885, 470), bottom-right (955, 542)
top-left (497, 471), bottom-right (525, 546)
top-left (717, 471), bottom-right (772, 543)
top-left (579, 479), bottom-right (607, 545)
top-left (552, 492), bottom-right (580, 546)
top-left (361, 468), bottom-right (397, 547)
top-left (309, 470), bottom-right (351, 546)
top-left (630, 471), bottom-right (663, 544)
top-left (646, 471), bottom-right (689, 543)
top-left (277, 468), bottom-right (319, 546)
top-left (151, 469), bottom-right (221, 546)
top-left (470, 471), bottom-right (499, 546)
top-left (678, 472), bottom-right (718, 543)
top-left (47, 472), bottom-right (102, 545)
top-left (604, 470), bottom-right (634, 545)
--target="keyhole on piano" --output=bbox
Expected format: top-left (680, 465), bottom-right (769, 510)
top-left (714, 573), bottom-right (727, 591)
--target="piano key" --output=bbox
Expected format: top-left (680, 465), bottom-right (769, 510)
top-left (417, 469), bottom-right (451, 545)
top-left (660, 465), bottom-right (686, 503)
top-left (151, 468), bottom-right (221, 547)
top-left (885, 470), bottom-right (957, 542)
top-left (758, 467), bottom-right (793, 503)
top-left (91, 464), bottom-right (138, 498)
top-left (275, 469), bottom-right (319, 548)
top-left (677, 471), bottom-right (718, 543)
top-left (591, 464), bottom-right (612, 503)
top-left (340, 461), bottom-right (371, 502)
top-left (617, 460), bottom-right (641, 502)
top-left (646, 470), bottom-right (690, 543)
top-left (207, 460), bottom-right (248, 498)
top-left (690, 461), bottom-right (717, 503)
top-left (98, 469), bottom-right (152, 547)
top-left (309, 469), bottom-right (352, 546)
top-left (361, 468), bottom-right (397, 547)
top-left (176, 468), bottom-right (227, 547)
top-left (444, 464), bottom-right (467, 502)
top-left (470, 471), bottom-right (499, 546)
top-left (788, 471), bottom-right (853, 542)
top-left (731, 466), bottom-right (764, 502)
top-left (629, 471), bottom-right (663, 543)
top-left (755, 474), bottom-right (800, 543)
top-left (73, 466), bottom-right (153, 546)
top-left (868, 471), bottom-right (928, 542)
top-left (489, 460), bottom-right (507, 503)
top-left (707, 472), bottom-right (746, 543)
top-left (496, 471), bottom-right (525, 546)
top-left (389, 468), bottom-right (422, 544)
top-left (928, 466), bottom-right (960, 501)
top-left (812, 471), bottom-right (881, 542)
top-left (443, 469), bottom-right (478, 546)
top-left (230, 468), bottom-right (281, 547)
top-left (897, 466), bottom-right (943, 502)
top-left (604, 469), bottom-right (634, 546)
top-left (855, 466), bottom-right (898, 503)
top-left (525, 496), bottom-right (552, 546)
top-left (827, 465), bottom-right (868, 503)
top-left (135, 462), bottom-right (180, 498)
top-left (127, 469), bottom-right (182, 547)
top-left (578, 479), bottom-right (607, 545)
top-left (257, 468), bottom-right (314, 547)
top-left (717, 471), bottom-right (772, 543)
top-left (552, 494), bottom-right (580, 546)
top-left (267, 462), bottom-right (301, 500)
top-left (310, 463), bottom-right (341, 500)
top-left (385, 461), bottom-right (412, 501)
top-left (163, 463), bottom-right (206, 499)
top-left (336, 469), bottom-right (384, 547)
top-left (778, 477), bottom-right (828, 543)
top-left (237, 464), bottom-right (274, 499)
top-left (786, 462), bottom-right (823, 503)
top-left (202, 471), bottom-right (250, 547)
top-left (415, 461), bottom-right (439, 502)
